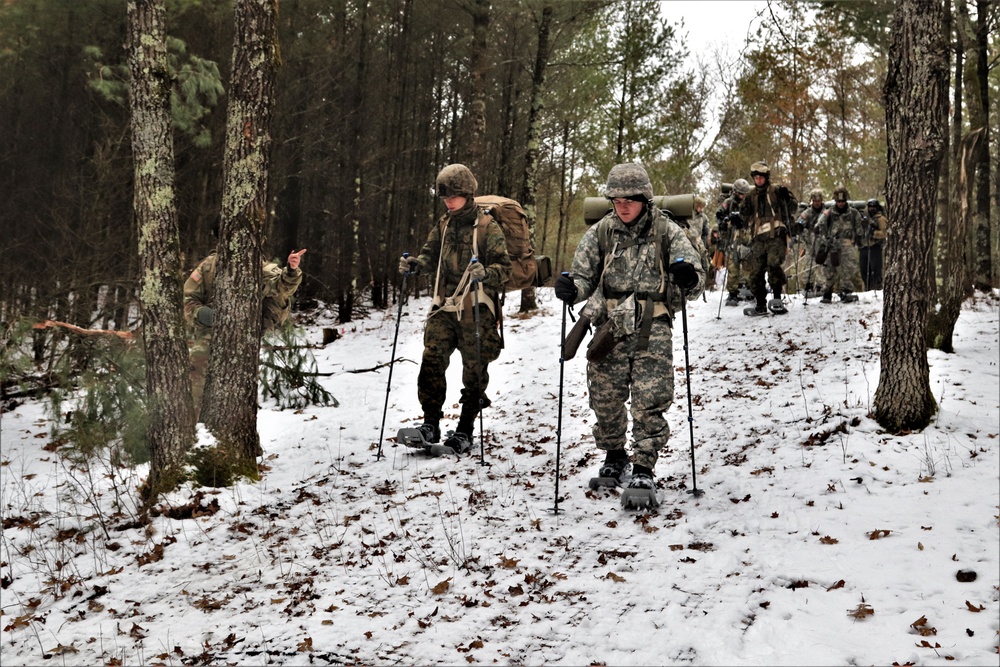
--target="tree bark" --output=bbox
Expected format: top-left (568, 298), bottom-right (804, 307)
top-left (465, 0), bottom-right (491, 174)
top-left (516, 4), bottom-right (553, 314)
top-left (202, 0), bottom-right (280, 464)
top-left (873, 0), bottom-right (948, 432)
top-left (125, 0), bottom-right (197, 500)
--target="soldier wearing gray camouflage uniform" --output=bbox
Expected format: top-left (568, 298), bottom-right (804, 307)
top-left (183, 247), bottom-right (306, 420)
top-left (815, 186), bottom-right (864, 302)
top-left (716, 178), bottom-right (753, 306)
top-left (554, 163), bottom-right (705, 493)
top-left (795, 188), bottom-right (828, 296)
top-left (398, 164), bottom-right (512, 454)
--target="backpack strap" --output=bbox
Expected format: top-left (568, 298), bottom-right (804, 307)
top-left (429, 216), bottom-right (495, 323)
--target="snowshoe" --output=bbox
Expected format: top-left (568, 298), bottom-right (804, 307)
top-left (724, 294), bottom-right (740, 307)
top-left (743, 304), bottom-right (768, 317)
top-left (588, 450), bottom-right (630, 490)
top-left (738, 287), bottom-right (754, 301)
top-left (427, 430), bottom-right (472, 457)
top-left (767, 298), bottom-right (788, 315)
top-left (838, 291), bottom-right (859, 303)
top-left (820, 292), bottom-right (834, 304)
top-left (398, 422), bottom-right (439, 449)
top-left (620, 467), bottom-right (659, 509)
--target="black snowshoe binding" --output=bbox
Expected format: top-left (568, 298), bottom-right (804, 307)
top-left (767, 298), bottom-right (788, 315)
top-left (589, 450), bottom-right (630, 490)
top-left (621, 465), bottom-right (659, 509)
top-left (744, 303), bottom-right (768, 317)
top-left (838, 291), bottom-right (859, 303)
top-left (399, 423), bottom-right (468, 456)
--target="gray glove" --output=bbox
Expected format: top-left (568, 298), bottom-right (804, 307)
top-left (195, 306), bottom-right (215, 327)
top-left (398, 255), bottom-right (420, 275)
top-left (468, 261), bottom-right (486, 282)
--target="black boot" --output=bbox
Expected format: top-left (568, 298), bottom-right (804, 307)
top-left (598, 449), bottom-right (630, 481)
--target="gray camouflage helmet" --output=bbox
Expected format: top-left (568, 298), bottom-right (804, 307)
top-left (833, 186), bottom-right (849, 202)
top-left (604, 163), bottom-right (654, 201)
top-left (732, 178), bottom-right (751, 195)
top-left (809, 188), bottom-right (824, 201)
top-left (750, 161), bottom-right (769, 178)
top-left (435, 164), bottom-right (478, 198)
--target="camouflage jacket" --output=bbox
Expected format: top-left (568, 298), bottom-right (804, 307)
top-left (183, 252), bottom-right (303, 333)
top-left (798, 203), bottom-right (827, 231)
top-left (568, 205), bottom-right (704, 319)
top-left (740, 183), bottom-right (798, 238)
top-left (858, 211), bottom-right (887, 248)
top-left (715, 195), bottom-right (752, 246)
top-left (819, 204), bottom-right (863, 245)
top-left (415, 206), bottom-right (512, 307)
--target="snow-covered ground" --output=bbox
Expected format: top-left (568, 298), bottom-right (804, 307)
top-left (2, 287), bottom-right (998, 666)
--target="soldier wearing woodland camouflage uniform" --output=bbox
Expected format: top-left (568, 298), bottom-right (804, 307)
top-left (859, 198), bottom-right (887, 290)
top-left (739, 161), bottom-right (797, 315)
top-left (554, 163), bottom-right (705, 494)
top-left (183, 246), bottom-right (306, 420)
top-left (716, 178), bottom-right (753, 306)
top-left (398, 164), bottom-right (512, 455)
top-left (815, 186), bottom-right (864, 303)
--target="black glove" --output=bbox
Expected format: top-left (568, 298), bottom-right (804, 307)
top-left (667, 260), bottom-right (698, 290)
top-left (554, 273), bottom-right (578, 304)
top-left (729, 212), bottom-right (745, 230)
top-left (777, 185), bottom-right (790, 201)
top-left (195, 306), bottom-right (215, 327)
top-left (718, 219), bottom-right (729, 234)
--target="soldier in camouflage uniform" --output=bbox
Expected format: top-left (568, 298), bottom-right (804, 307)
top-left (716, 178), bottom-right (753, 306)
top-left (183, 246), bottom-right (306, 420)
top-left (739, 162), bottom-right (797, 315)
top-left (859, 198), bottom-right (887, 290)
top-left (398, 164), bottom-right (512, 455)
top-left (554, 163), bottom-right (705, 493)
top-left (688, 195), bottom-right (712, 287)
top-left (815, 186), bottom-right (864, 303)
top-left (794, 188), bottom-right (829, 297)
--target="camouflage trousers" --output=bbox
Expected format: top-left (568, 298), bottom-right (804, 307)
top-left (824, 241), bottom-right (864, 294)
top-left (725, 245), bottom-right (751, 294)
top-left (587, 319), bottom-right (674, 471)
top-left (747, 234), bottom-right (788, 300)
top-left (418, 305), bottom-right (502, 427)
top-left (188, 334), bottom-right (211, 421)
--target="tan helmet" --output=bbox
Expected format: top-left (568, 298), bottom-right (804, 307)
top-left (750, 161), bottom-right (769, 178)
top-left (604, 163), bottom-right (654, 201)
top-left (435, 164), bottom-right (478, 198)
top-left (732, 178), bottom-right (751, 195)
top-left (809, 188), bottom-right (824, 202)
top-left (832, 186), bottom-right (849, 202)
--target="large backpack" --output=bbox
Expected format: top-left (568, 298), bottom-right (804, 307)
top-left (474, 195), bottom-right (538, 291)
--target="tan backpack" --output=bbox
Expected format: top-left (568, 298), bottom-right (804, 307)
top-left (474, 195), bottom-right (538, 291)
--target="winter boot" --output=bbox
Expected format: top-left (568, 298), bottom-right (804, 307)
top-left (744, 302), bottom-right (768, 317)
top-left (398, 421), bottom-right (440, 448)
top-left (725, 292), bottom-right (740, 307)
top-left (440, 430), bottom-right (472, 455)
top-left (768, 292), bottom-right (788, 314)
top-left (820, 290), bottom-right (833, 304)
top-left (589, 449), bottom-right (630, 489)
top-left (621, 464), bottom-right (659, 509)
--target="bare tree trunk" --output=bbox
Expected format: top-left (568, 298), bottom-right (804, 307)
top-left (203, 0), bottom-right (280, 465)
top-left (970, 0), bottom-right (992, 290)
top-left (125, 0), bottom-right (196, 501)
top-left (874, 0), bottom-right (948, 432)
top-left (516, 4), bottom-right (553, 313)
top-left (465, 0), bottom-right (490, 173)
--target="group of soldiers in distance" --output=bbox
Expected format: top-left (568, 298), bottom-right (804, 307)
top-left (694, 162), bottom-right (887, 316)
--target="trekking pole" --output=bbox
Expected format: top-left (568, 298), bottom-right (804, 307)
top-left (673, 261), bottom-right (703, 498)
top-left (791, 232), bottom-right (800, 297)
top-left (376, 253), bottom-right (409, 461)
top-left (715, 233), bottom-right (730, 319)
top-left (803, 232), bottom-right (817, 306)
top-left (551, 273), bottom-right (569, 515)
top-left (470, 258), bottom-right (489, 467)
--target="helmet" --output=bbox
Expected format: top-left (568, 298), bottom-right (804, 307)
top-left (435, 164), bottom-right (478, 198)
top-left (750, 161), bottom-right (769, 178)
top-left (867, 198), bottom-right (880, 208)
top-left (833, 186), bottom-right (849, 202)
top-left (604, 163), bottom-right (653, 201)
top-left (732, 178), bottom-right (751, 195)
top-left (693, 195), bottom-right (706, 208)
top-left (809, 188), bottom-right (824, 202)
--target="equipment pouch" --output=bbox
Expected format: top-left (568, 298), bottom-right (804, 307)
top-left (562, 313), bottom-right (591, 361)
top-left (586, 319), bottom-right (619, 363)
top-left (829, 247), bottom-right (842, 268)
top-left (814, 242), bottom-right (829, 266)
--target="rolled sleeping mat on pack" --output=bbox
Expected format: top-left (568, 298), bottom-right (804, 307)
top-left (583, 194), bottom-right (696, 225)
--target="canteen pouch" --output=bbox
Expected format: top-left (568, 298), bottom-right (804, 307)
top-left (586, 319), bottom-right (619, 363)
top-left (562, 313), bottom-right (591, 361)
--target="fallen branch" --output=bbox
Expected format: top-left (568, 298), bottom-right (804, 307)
top-left (346, 358), bottom-right (416, 374)
top-left (33, 320), bottom-right (137, 343)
